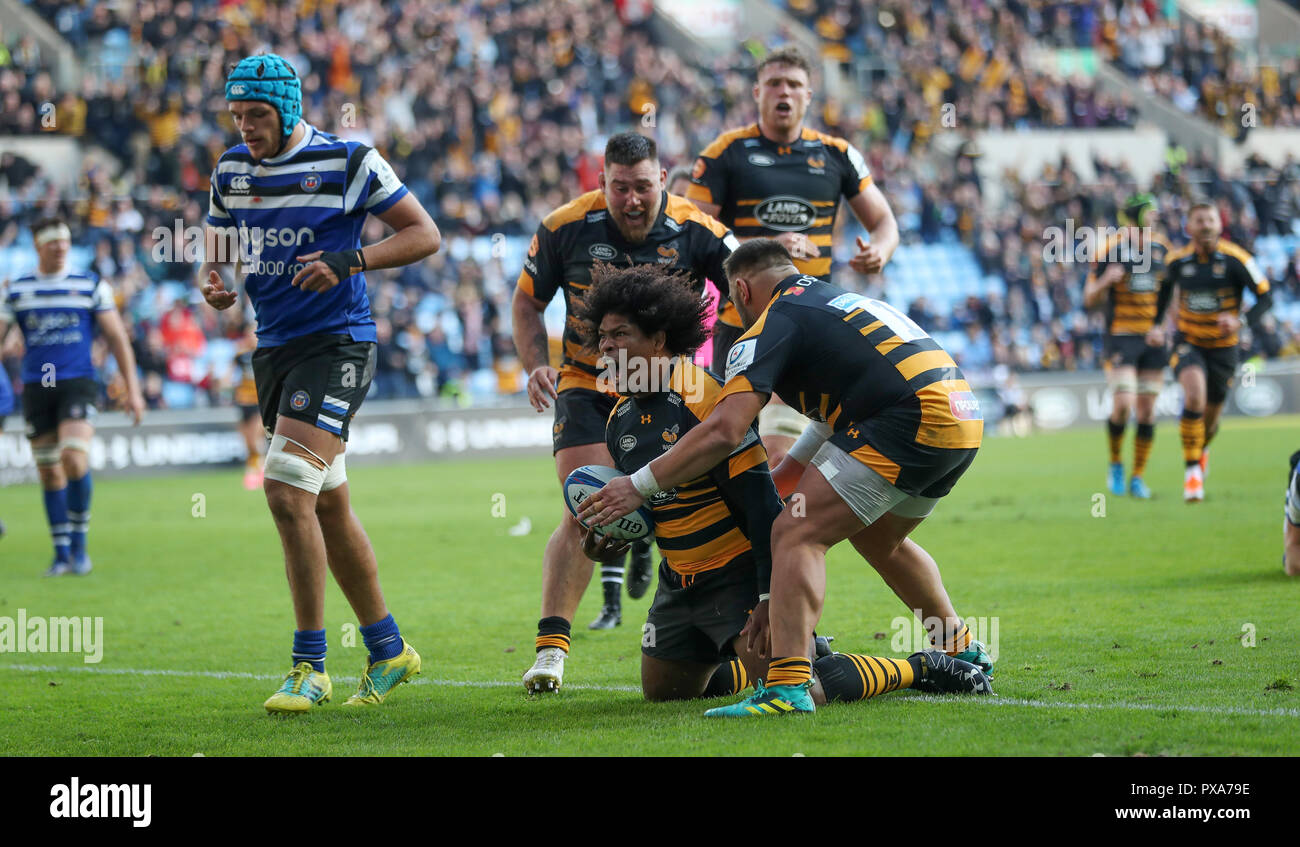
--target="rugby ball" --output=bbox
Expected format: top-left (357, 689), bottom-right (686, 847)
top-left (563, 465), bottom-right (655, 542)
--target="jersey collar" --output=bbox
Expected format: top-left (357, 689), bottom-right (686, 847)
top-left (260, 123), bottom-right (317, 165)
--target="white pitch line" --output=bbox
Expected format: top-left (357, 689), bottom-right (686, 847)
top-left (1, 663), bottom-right (1296, 717)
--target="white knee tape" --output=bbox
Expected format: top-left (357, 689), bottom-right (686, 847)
top-left (759, 403), bottom-right (809, 440)
top-left (1137, 379), bottom-right (1162, 395)
top-left (1111, 376), bottom-right (1138, 395)
top-left (264, 434), bottom-right (328, 494)
top-left (32, 445), bottom-right (62, 466)
top-left (59, 438), bottom-right (92, 454)
top-left (320, 452), bottom-right (347, 492)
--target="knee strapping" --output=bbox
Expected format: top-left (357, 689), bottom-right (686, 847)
top-left (32, 445), bottom-right (62, 466)
top-left (1136, 379), bottom-right (1162, 395)
top-left (59, 438), bottom-right (92, 454)
top-left (264, 434), bottom-right (330, 494)
top-left (320, 452), bottom-right (347, 492)
top-left (1111, 375), bottom-right (1138, 395)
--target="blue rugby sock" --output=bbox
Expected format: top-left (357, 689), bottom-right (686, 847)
top-left (42, 487), bottom-right (71, 563)
top-left (292, 629), bottom-right (327, 673)
top-left (66, 472), bottom-right (92, 561)
top-left (360, 614), bottom-right (403, 664)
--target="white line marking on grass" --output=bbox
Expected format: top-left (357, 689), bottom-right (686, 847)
top-left (3, 664), bottom-right (1296, 716)
top-left (0, 663), bottom-right (642, 693)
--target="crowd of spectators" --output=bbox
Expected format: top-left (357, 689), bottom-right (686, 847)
top-left (1, 0), bottom-right (1298, 414)
top-left (786, 0), bottom-right (1299, 132)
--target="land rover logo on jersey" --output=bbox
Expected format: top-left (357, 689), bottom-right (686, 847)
top-left (300, 172), bottom-right (322, 192)
top-left (290, 390), bottom-right (310, 411)
top-left (650, 490), bottom-right (676, 506)
top-left (1186, 291), bottom-right (1219, 312)
top-left (747, 153), bottom-right (775, 166)
top-left (1128, 271), bottom-right (1156, 292)
top-left (619, 434), bottom-right (638, 452)
top-left (230, 175), bottom-right (251, 193)
top-left (754, 196), bottom-right (815, 231)
top-left (589, 243), bottom-right (617, 260)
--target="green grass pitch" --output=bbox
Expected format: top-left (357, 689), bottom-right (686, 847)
top-left (1, 415), bottom-right (1297, 756)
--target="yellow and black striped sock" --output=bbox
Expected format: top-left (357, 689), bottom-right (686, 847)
top-left (1133, 422), bottom-right (1154, 477)
top-left (814, 654), bottom-right (915, 702)
top-left (703, 658), bottom-right (749, 697)
top-left (535, 616), bottom-right (571, 653)
top-left (765, 656), bottom-right (812, 687)
top-left (932, 621), bottom-right (972, 656)
top-left (1180, 411), bottom-right (1204, 467)
top-left (1107, 419), bottom-right (1125, 464)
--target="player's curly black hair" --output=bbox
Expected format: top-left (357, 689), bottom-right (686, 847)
top-left (576, 262), bottom-right (712, 357)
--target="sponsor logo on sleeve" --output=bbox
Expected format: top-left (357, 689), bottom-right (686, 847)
top-left (725, 339), bottom-right (757, 381)
top-left (948, 390), bottom-right (982, 421)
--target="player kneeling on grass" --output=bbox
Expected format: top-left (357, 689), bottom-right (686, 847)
top-left (580, 240), bottom-right (994, 717)
top-left (575, 263), bottom-right (990, 706)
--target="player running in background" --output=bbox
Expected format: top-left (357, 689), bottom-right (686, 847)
top-left (0, 215), bottom-right (145, 576)
top-left (1149, 201), bottom-right (1271, 502)
top-left (578, 263), bottom-right (990, 704)
top-left (1285, 450), bottom-right (1300, 576)
top-left (230, 313), bottom-right (264, 490)
top-left (687, 45), bottom-right (899, 466)
top-left (513, 132), bottom-right (738, 692)
top-left (581, 239), bottom-right (992, 717)
top-left (1082, 193), bottom-right (1171, 499)
top-left (0, 348), bottom-right (13, 539)
top-left (201, 54), bottom-right (441, 713)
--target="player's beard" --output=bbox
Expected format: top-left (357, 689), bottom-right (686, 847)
top-left (611, 196), bottom-right (661, 244)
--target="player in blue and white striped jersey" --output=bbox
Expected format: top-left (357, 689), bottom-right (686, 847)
top-left (0, 215), bottom-right (145, 576)
top-left (199, 53), bottom-right (441, 714)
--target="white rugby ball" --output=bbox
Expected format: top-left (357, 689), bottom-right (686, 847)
top-left (563, 464), bottom-right (655, 542)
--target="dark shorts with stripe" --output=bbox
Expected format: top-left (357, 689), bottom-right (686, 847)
top-left (827, 408), bottom-right (979, 499)
top-left (1171, 337), bottom-right (1237, 405)
top-left (642, 555), bottom-right (757, 665)
top-left (22, 377), bottom-right (99, 439)
top-left (252, 334), bottom-right (375, 441)
top-left (552, 387), bottom-right (616, 453)
top-left (1106, 334), bottom-right (1168, 371)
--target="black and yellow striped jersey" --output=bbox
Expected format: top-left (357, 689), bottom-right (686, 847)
top-left (517, 190), bottom-right (738, 393)
top-left (687, 124), bottom-right (872, 283)
top-left (718, 274), bottom-right (982, 495)
top-left (1091, 232), bottom-right (1171, 335)
top-left (1158, 239), bottom-right (1270, 349)
top-left (606, 360), bottom-right (781, 591)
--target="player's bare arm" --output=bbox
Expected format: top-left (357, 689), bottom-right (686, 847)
top-left (511, 287), bottom-right (558, 412)
top-left (199, 225), bottom-right (239, 310)
top-left (1083, 264), bottom-right (1125, 310)
top-left (94, 308), bottom-right (145, 425)
top-left (578, 391), bottom-right (765, 527)
top-left (847, 183), bottom-right (899, 275)
top-left (292, 193), bottom-right (441, 293)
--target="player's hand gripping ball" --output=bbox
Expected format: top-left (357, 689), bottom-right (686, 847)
top-left (564, 465), bottom-right (654, 542)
